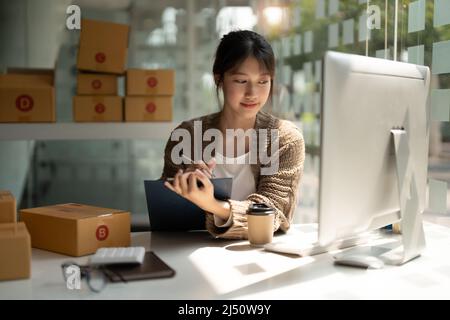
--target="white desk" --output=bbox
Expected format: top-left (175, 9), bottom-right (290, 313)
top-left (1, 222), bottom-right (450, 300)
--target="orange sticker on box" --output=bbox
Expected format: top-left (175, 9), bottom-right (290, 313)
top-left (15, 95), bottom-right (34, 112)
top-left (95, 52), bottom-right (106, 63)
top-left (91, 79), bottom-right (102, 89)
top-left (147, 77), bottom-right (158, 88)
top-left (146, 102), bottom-right (156, 113)
top-left (96, 225), bottom-right (109, 241)
top-left (95, 103), bottom-right (106, 114)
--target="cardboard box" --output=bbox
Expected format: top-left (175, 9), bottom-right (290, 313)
top-left (20, 203), bottom-right (130, 257)
top-left (73, 96), bottom-right (123, 122)
top-left (0, 190), bottom-right (16, 223)
top-left (77, 19), bottom-right (129, 74)
top-left (77, 73), bottom-right (118, 95)
top-left (0, 69), bottom-right (55, 122)
top-left (125, 96), bottom-right (172, 122)
top-left (0, 222), bottom-right (31, 281)
top-left (126, 69), bottom-right (175, 96)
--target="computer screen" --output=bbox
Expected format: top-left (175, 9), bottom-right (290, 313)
top-left (318, 51), bottom-right (430, 263)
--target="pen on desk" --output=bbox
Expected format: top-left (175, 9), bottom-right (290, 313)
top-left (181, 154), bottom-right (216, 178)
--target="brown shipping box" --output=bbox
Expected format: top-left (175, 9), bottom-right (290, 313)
top-left (126, 69), bottom-right (175, 96)
top-left (77, 19), bottom-right (129, 74)
top-left (20, 203), bottom-right (130, 257)
top-left (0, 69), bottom-right (55, 122)
top-left (0, 190), bottom-right (16, 223)
top-left (77, 73), bottom-right (118, 95)
top-left (125, 96), bottom-right (172, 122)
top-left (0, 222), bottom-right (31, 281)
top-left (73, 96), bottom-right (123, 122)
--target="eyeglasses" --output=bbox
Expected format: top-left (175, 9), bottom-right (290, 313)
top-left (61, 262), bottom-right (127, 293)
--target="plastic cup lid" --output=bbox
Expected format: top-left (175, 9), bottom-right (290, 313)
top-left (247, 203), bottom-right (275, 215)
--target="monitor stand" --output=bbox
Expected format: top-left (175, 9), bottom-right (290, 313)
top-left (334, 129), bottom-right (426, 268)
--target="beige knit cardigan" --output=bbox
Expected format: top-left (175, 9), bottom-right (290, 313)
top-left (161, 110), bottom-right (305, 239)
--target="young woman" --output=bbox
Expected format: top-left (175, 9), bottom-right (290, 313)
top-left (162, 30), bottom-right (305, 239)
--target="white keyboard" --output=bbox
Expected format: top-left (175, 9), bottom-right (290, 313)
top-left (264, 233), bottom-right (372, 256)
top-left (89, 247), bottom-right (146, 266)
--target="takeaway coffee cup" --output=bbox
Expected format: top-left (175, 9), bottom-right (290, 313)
top-left (247, 203), bottom-right (275, 246)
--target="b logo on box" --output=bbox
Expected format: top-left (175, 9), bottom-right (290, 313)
top-left (146, 102), bottom-right (156, 113)
top-left (95, 103), bottom-right (106, 114)
top-left (91, 79), bottom-right (102, 89)
top-left (15, 95), bottom-right (34, 112)
top-left (95, 52), bottom-right (106, 63)
top-left (147, 77), bottom-right (158, 88)
top-left (96, 225), bottom-right (109, 241)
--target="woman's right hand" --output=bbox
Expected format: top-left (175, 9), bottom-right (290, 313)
top-left (184, 157), bottom-right (216, 178)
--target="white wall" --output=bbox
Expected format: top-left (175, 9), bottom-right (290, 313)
top-left (0, 0), bottom-right (70, 205)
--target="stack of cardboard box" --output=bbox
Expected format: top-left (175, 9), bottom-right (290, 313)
top-left (73, 19), bottom-right (129, 122)
top-left (125, 69), bottom-right (174, 121)
top-left (0, 69), bottom-right (56, 123)
top-left (0, 191), bottom-right (31, 280)
top-left (20, 203), bottom-right (131, 257)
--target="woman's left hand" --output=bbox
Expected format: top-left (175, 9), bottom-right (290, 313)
top-left (164, 169), bottom-right (216, 212)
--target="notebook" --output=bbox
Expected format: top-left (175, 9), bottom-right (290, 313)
top-left (104, 251), bottom-right (175, 282)
top-left (144, 178), bottom-right (233, 231)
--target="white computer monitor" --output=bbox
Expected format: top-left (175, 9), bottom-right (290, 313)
top-left (318, 51), bottom-right (431, 265)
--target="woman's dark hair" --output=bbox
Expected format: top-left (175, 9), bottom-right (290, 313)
top-left (212, 30), bottom-right (275, 105)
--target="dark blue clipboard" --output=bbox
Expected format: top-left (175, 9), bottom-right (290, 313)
top-left (144, 178), bottom-right (232, 231)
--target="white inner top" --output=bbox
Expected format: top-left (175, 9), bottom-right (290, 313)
top-left (213, 151), bottom-right (256, 201)
top-left (212, 151), bottom-right (256, 227)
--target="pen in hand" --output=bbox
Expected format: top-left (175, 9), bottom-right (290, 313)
top-left (181, 154), bottom-right (216, 178)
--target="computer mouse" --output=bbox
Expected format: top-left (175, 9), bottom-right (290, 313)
top-left (334, 254), bottom-right (384, 269)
